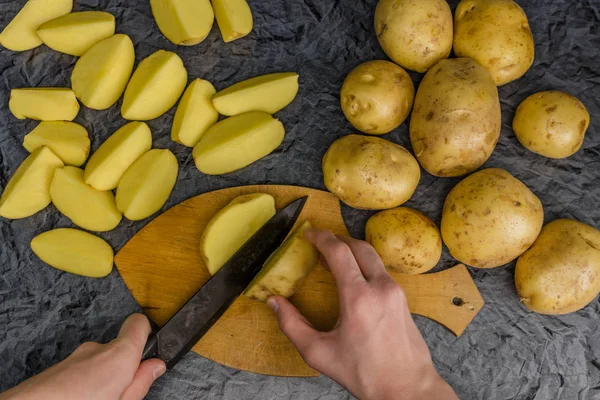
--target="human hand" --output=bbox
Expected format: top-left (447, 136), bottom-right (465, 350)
top-left (0, 314), bottom-right (165, 400)
top-left (267, 230), bottom-right (459, 400)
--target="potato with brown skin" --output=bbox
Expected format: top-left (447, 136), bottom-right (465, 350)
top-left (410, 58), bottom-right (501, 177)
top-left (322, 135), bottom-right (420, 210)
top-left (441, 168), bottom-right (543, 269)
top-left (366, 207), bottom-right (442, 274)
top-left (515, 219), bottom-right (600, 315)
top-left (340, 60), bottom-right (414, 135)
top-left (513, 91), bottom-right (590, 159)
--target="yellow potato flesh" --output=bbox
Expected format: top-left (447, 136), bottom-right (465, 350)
top-left (0, 147), bottom-right (64, 219)
top-left (50, 166), bottom-right (122, 231)
top-left (9, 88), bottom-right (79, 121)
top-left (116, 149), bottom-right (178, 221)
top-left (171, 79), bottom-right (219, 147)
top-left (71, 34), bottom-right (135, 110)
top-left (0, 0), bottom-right (72, 51)
top-left (245, 221), bottom-right (318, 302)
top-left (212, 0), bottom-right (253, 43)
top-left (37, 11), bottom-right (115, 56)
top-left (23, 121), bottom-right (90, 166)
top-left (201, 193), bottom-right (276, 275)
top-left (31, 228), bottom-right (113, 278)
top-left (212, 72), bottom-right (299, 116)
top-left (121, 50), bottom-right (188, 121)
top-left (84, 122), bottom-right (152, 191)
top-left (150, 0), bottom-right (214, 45)
top-left (193, 111), bottom-right (285, 174)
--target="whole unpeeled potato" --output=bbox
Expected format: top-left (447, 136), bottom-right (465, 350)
top-left (516, 219), bottom-right (600, 315)
top-left (340, 60), bottom-right (414, 135)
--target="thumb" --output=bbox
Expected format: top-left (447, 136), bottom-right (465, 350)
top-left (120, 358), bottom-right (166, 400)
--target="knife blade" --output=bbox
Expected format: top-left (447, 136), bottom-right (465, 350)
top-left (141, 196), bottom-right (308, 369)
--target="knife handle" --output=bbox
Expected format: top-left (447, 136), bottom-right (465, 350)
top-left (141, 319), bottom-right (160, 361)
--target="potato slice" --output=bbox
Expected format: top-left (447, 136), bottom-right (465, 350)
top-left (0, 147), bottom-right (64, 219)
top-left (116, 149), bottom-right (178, 221)
top-left (37, 11), bottom-right (115, 56)
top-left (31, 228), bottom-right (113, 278)
top-left (71, 34), bottom-right (135, 110)
top-left (171, 79), bottom-right (219, 147)
top-left (201, 193), bottom-right (276, 275)
top-left (23, 122), bottom-right (90, 166)
top-left (84, 122), bottom-right (152, 191)
top-left (121, 50), bottom-right (188, 121)
top-left (51, 166), bottom-right (122, 231)
top-left (150, 0), bottom-right (214, 46)
top-left (212, 0), bottom-right (253, 43)
top-left (9, 88), bottom-right (79, 121)
top-left (245, 221), bottom-right (317, 302)
top-left (0, 0), bottom-right (72, 51)
top-left (212, 72), bottom-right (299, 116)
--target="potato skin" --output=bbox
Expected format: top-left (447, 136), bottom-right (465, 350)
top-left (513, 91), bottom-right (590, 159)
top-left (322, 134), bottom-right (420, 210)
top-left (374, 0), bottom-right (453, 73)
top-left (366, 207), bottom-right (442, 274)
top-left (453, 0), bottom-right (535, 86)
top-left (515, 219), bottom-right (600, 315)
top-left (441, 168), bottom-right (543, 268)
top-left (410, 58), bottom-right (501, 177)
top-left (340, 60), bottom-right (414, 135)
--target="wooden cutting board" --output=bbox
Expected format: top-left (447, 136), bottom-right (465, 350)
top-left (115, 185), bottom-right (484, 377)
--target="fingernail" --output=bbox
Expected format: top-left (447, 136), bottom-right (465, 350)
top-left (267, 297), bottom-right (279, 313)
top-left (153, 364), bottom-right (166, 379)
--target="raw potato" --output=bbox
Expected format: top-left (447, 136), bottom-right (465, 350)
top-left (410, 58), bottom-right (501, 177)
top-left (0, 0), bottom-right (72, 51)
top-left (245, 221), bottom-right (318, 301)
top-left (171, 79), bottom-right (219, 147)
top-left (31, 228), bottom-right (114, 278)
top-left (515, 219), bottom-right (600, 315)
top-left (201, 193), bottom-right (276, 275)
top-left (9, 88), bottom-right (79, 121)
top-left (116, 149), bottom-right (178, 221)
top-left (513, 91), bottom-right (590, 159)
top-left (340, 60), bottom-right (414, 135)
top-left (374, 0), bottom-right (452, 72)
top-left (23, 122), bottom-right (90, 167)
top-left (193, 111), bottom-right (285, 174)
top-left (150, 0), bottom-right (214, 46)
top-left (322, 134), bottom-right (420, 210)
top-left (366, 207), bottom-right (442, 274)
top-left (212, 72), bottom-right (299, 116)
top-left (121, 50), bottom-right (188, 121)
top-left (84, 122), bottom-right (152, 191)
top-left (454, 0), bottom-right (535, 86)
top-left (71, 34), bottom-right (135, 110)
top-left (212, 0), bottom-right (253, 43)
top-left (0, 147), bottom-right (63, 219)
top-left (441, 168), bottom-right (544, 269)
top-left (37, 11), bottom-right (115, 56)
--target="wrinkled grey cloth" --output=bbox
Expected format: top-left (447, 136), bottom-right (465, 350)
top-left (1, 0), bottom-right (599, 399)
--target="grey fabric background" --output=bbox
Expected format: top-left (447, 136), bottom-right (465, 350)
top-left (1, 0), bottom-right (599, 398)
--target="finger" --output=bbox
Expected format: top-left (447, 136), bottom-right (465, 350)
top-left (113, 313), bottom-right (152, 357)
top-left (336, 236), bottom-right (390, 282)
top-left (120, 358), bottom-right (166, 400)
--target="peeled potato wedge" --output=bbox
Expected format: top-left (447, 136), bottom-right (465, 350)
top-left (9, 88), bottom-right (79, 121)
top-left (116, 149), bottom-right (178, 221)
top-left (212, 0), bottom-right (253, 43)
top-left (212, 72), bottom-right (299, 116)
top-left (0, 0), bottom-right (72, 51)
top-left (201, 193), bottom-right (276, 275)
top-left (0, 147), bottom-right (64, 219)
top-left (245, 221), bottom-right (318, 302)
top-left (193, 111), bottom-right (285, 174)
top-left (84, 122), bottom-right (152, 191)
top-left (71, 34), bottom-right (135, 110)
top-left (31, 228), bottom-right (113, 278)
top-left (150, 0), bottom-right (214, 45)
top-left (121, 50), bottom-right (188, 121)
top-left (23, 122), bottom-right (90, 166)
top-left (171, 79), bottom-right (219, 147)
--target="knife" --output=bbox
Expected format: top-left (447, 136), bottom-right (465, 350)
top-left (141, 196), bottom-right (308, 369)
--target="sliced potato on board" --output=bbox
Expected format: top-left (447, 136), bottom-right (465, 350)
top-left (212, 0), bottom-right (253, 43)
top-left (171, 79), bottom-right (219, 147)
top-left (150, 0), bottom-right (214, 46)
top-left (23, 122), bottom-right (90, 166)
top-left (9, 88), bottom-right (79, 121)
